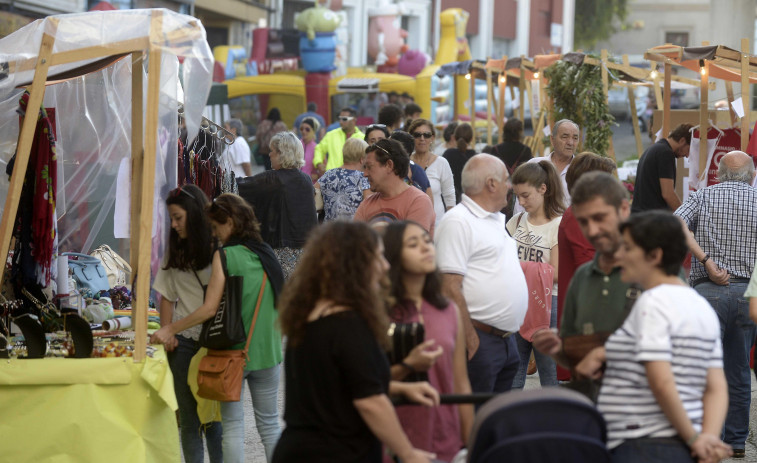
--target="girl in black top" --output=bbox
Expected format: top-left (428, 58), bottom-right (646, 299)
top-left (443, 122), bottom-right (478, 204)
top-left (274, 221), bottom-right (439, 463)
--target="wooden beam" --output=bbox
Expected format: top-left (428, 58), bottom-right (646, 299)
top-left (601, 49), bottom-right (616, 161)
top-left (486, 67), bottom-right (493, 146)
top-left (663, 61), bottom-right (672, 137)
top-left (699, 42), bottom-right (710, 180)
top-left (130, 51), bottom-right (144, 286)
top-left (741, 38), bottom-right (751, 151)
top-left (469, 73), bottom-right (476, 142)
top-left (0, 22), bottom-right (58, 286)
top-left (725, 81), bottom-right (738, 126)
top-left (133, 10), bottom-right (163, 363)
top-left (624, 55), bottom-right (643, 157)
top-left (519, 55), bottom-right (526, 122)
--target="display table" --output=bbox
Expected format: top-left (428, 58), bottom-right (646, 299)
top-left (0, 346), bottom-right (179, 462)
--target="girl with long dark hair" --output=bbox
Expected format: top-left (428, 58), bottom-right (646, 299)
top-left (506, 160), bottom-right (566, 388)
top-left (152, 184), bottom-right (222, 463)
top-left (382, 221), bottom-right (474, 461)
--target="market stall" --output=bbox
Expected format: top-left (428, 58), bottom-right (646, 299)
top-left (0, 9), bottom-right (214, 462)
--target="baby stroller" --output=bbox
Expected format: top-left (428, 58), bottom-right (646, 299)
top-left (466, 387), bottom-right (610, 463)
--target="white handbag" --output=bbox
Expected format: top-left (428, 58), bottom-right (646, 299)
top-left (89, 245), bottom-right (132, 288)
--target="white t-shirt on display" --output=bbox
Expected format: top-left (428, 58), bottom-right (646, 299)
top-left (598, 284), bottom-right (723, 449)
top-left (435, 195), bottom-right (528, 332)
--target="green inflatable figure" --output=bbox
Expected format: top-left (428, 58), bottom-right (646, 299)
top-left (295, 5), bottom-right (342, 41)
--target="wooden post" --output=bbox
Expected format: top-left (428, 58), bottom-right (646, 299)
top-left (130, 51), bottom-right (144, 285)
top-left (0, 22), bottom-right (58, 285)
top-left (699, 42), bottom-right (710, 180)
top-left (498, 72), bottom-right (508, 139)
top-left (452, 77), bottom-right (459, 121)
top-left (519, 55), bottom-right (526, 122)
top-left (624, 55), bottom-right (643, 157)
top-left (663, 61), bottom-right (672, 137)
top-left (725, 81), bottom-right (738, 126)
top-left (469, 72), bottom-right (476, 142)
top-left (133, 10), bottom-right (163, 363)
top-left (601, 49), bottom-right (616, 161)
top-left (486, 67), bottom-right (493, 145)
top-left (525, 79), bottom-right (537, 129)
top-left (741, 38), bottom-right (750, 151)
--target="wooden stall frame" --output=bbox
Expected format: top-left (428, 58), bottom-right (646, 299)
top-left (0, 10), bottom-right (202, 362)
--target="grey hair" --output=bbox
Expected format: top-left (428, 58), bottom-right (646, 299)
top-left (461, 153), bottom-right (505, 195)
top-left (343, 137), bottom-right (369, 164)
top-left (717, 154), bottom-right (755, 184)
top-left (552, 119), bottom-right (579, 136)
top-left (224, 118), bottom-right (244, 135)
top-left (270, 131), bottom-right (305, 169)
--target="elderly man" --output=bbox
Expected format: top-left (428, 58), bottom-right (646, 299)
top-left (353, 138), bottom-right (435, 235)
top-left (223, 118), bottom-right (253, 177)
top-left (435, 154), bottom-right (528, 393)
top-left (313, 107), bottom-right (364, 175)
top-left (675, 151), bottom-right (757, 459)
top-left (632, 123), bottom-right (692, 213)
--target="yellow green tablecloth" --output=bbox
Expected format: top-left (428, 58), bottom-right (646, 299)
top-left (0, 346), bottom-right (179, 462)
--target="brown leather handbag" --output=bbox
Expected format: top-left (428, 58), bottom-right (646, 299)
top-left (197, 273), bottom-right (267, 402)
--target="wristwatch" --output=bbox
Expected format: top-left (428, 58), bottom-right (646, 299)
top-left (700, 254), bottom-right (710, 264)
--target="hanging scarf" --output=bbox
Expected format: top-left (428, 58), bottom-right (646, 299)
top-left (16, 91), bottom-right (57, 286)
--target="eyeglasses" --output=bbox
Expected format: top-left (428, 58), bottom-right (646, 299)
top-left (366, 143), bottom-right (390, 156)
top-left (212, 197), bottom-right (232, 216)
top-left (412, 132), bottom-right (434, 139)
top-left (338, 116), bottom-right (355, 122)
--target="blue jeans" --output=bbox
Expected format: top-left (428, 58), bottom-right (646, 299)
top-left (167, 335), bottom-right (223, 463)
top-left (467, 327), bottom-right (520, 394)
top-left (611, 437), bottom-right (694, 463)
top-left (220, 364), bottom-right (281, 463)
top-left (695, 281), bottom-right (755, 450)
top-left (512, 295), bottom-right (558, 388)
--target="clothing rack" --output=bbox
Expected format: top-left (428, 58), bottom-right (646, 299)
top-left (178, 104), bottom-right (235, 146)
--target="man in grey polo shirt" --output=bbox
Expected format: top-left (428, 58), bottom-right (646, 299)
top-left (435, 154), bottom-right (528, 393)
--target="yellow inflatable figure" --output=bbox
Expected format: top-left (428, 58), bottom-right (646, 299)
top-left (436, 9), bottom-right (472, 120)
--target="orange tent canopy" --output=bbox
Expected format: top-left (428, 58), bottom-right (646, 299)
top-left (645, 44), bottom-right (757, 83)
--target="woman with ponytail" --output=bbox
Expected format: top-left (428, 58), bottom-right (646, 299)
top-left (506, 160), bottom-right (566, 389)
top-left (442, 122), bottom-right (476, 204)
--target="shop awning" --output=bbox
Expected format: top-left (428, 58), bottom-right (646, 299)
top-left (645, 44), bottom-right (757, 83)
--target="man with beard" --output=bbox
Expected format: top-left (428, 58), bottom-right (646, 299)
top-left (533, 172), bottom-right (637, 398)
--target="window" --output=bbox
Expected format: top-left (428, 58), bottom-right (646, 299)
top-left (665, 32), bottom-right (689, 47)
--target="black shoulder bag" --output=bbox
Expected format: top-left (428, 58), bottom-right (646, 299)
top-left (194, 248), bottom-right (246, 349)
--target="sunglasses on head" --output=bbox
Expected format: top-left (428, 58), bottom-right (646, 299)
top-left (366, 143), bottom-right (390, 156)
top-left (412, 131), bottom-right (434, 139)
top-left (170, 186), bottom-right (194, 199)
top-left (338, 116), bottom-right (355, 122)
top-left (365, 124), bottom-right (387, 132)
top-left (212, 197), bottom-right (232, 216)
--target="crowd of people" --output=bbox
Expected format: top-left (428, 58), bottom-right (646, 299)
top-left (149, 107), bottom-right (757, 462)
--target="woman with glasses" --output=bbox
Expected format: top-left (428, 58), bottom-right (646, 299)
top-left (299, 117), bottom-right (320, 182)
top-left (407, 119), bottom-right (455, 227)
top-left (443, 123), bottom-right (477, 204)
top-left (152, 194), bottom-right (286, 463)
top-left (237, 131), bottom-right (318, 279)
top-left (314, 137), bottom-right (371, 221)
top-left (152, 184), bottom-right (223, 463)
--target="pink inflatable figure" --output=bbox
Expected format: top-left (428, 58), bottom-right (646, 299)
top-left (367, 3), bottom-right (408, 69)
top-left (398, 49), bottom-right (429, 77)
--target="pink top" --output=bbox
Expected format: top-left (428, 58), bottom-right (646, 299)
top-left (301, 139), bottom-right (316, 182)
top-left (390, 299), bottom-right (462, 461)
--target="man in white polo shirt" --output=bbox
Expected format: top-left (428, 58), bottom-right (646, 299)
top-left (435, 154), bottom-right (528, 393)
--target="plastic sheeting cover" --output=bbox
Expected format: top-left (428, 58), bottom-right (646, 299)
top-left (0, 9), bottom-right (213, 266)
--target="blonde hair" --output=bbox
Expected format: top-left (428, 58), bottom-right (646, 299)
top-left (270, 131), bottom-right (305, 169)
top-left (343, 137), bottom-right (369, 164)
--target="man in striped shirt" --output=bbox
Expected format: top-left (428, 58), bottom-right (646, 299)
top-left (675, 151), bottom-right (757, 458)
